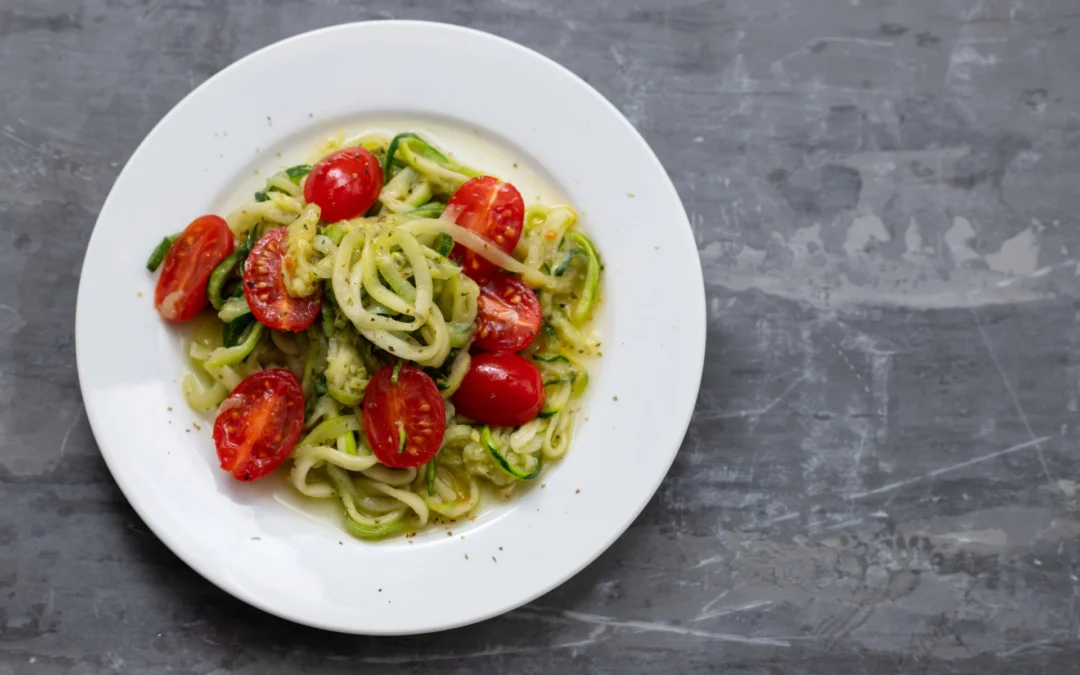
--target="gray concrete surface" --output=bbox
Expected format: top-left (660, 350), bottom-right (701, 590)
top-left (3, 0), bottom-right (1080, 672)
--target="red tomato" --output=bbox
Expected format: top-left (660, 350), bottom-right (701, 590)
top-left (213, 369), bottom-right (305, 481)
top-left (452, 352), bottom-right (545, 427)
top-left (243, 227), bottom-right (321, 332)
top-left (445, 176), bottom-right (525, 282)
top-left (154, 215), bottom-right (234, 323)
top-left (303, 147), bottom-right (383, 223)
top-left (474, 273), bottom-right (542, 352)
top-left (362, 364), bottom-right (447, 469)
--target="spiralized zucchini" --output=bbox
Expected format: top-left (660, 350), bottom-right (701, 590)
top-left (180, 130), bottom-right (602, 540)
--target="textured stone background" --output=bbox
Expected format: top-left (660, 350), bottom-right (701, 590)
top-left (3, 0), bottom-right (1080, 672)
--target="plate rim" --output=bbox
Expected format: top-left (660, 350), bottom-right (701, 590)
top-left (75, 19), bottom-right (706, 634)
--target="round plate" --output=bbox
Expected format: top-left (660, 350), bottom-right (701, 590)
top-left (76, 21), bottom-right (705, 634)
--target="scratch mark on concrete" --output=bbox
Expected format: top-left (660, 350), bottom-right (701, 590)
top-left (998, 638), bottom-right (1064, 657)
top-left (815, 37), bottom-right (895, 47)
top-left (692, 554), bottom-right (724, 569)
top-left (355, 626), bottom-right (607, 663)
top-left (993, 259), bottom-right (1075, 287)
top-left (517, 606), bottom-right (791, 647)
top-left (0, 303), bottom-right (26, 334)
top-left (763, 512), bottom-right (801, 526)
top-left (698, 588), bottom-right (734, 616)
top-left (1, 128), bottom-right (38, 152)
top-left (693, 600), bottom-right (774, 622)
top-left (59, 409), bottom-right (84, 458)
top-left (816, 602), bottom-right (876, 652)
top-left (972, 310), bottom-right (1054, 483)
top-left (752, 375), bottom-right (810, 417)
top-left (822, 517), bottom-right (866, 531)
top-left (852, 431), bottom-right (867, 467)
top-left (848, 436), bottom-right (1053, 500)
top-left (692, 373), bottom-right (808, 422)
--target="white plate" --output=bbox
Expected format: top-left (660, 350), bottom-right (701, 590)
top-left (76, 21), bottom-right (705, 635)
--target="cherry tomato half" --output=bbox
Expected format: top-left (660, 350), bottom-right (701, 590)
top-left (446, 176), bottom-right (524, 283)
top-left (362, 364), bottom-right (447, 469)
top-left (303, 147), bottom-right (383, 223)
top-left (213, 369), bottom-right (305, 481)
top-left (452, 352), bottom-right (545, 427)
top-left (154, 215), bottom-right (234, 323)
top-left (474, 273), bottom-right (542, 352)
top-left (243, 227), bottom-right (321, 332)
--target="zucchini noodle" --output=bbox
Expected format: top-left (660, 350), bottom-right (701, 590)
top-left (176, 129), bottom-right (603, 540)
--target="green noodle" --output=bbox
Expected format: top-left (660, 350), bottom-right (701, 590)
top-left (180, 130), bottom-right (603, 539)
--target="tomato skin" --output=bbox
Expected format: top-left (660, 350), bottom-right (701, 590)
top-left (474, 273), bottom-right (542, 352)
top-left (243, 227), bottom-right (321, 332)
top-left (446, 176), bottom-right (525, 282)
top-left (154, 215), bottom-right (234, 323)
top-left (362, 364), bottom-right (447, 469)
top-left (452, 352), bottom-right (546, 427)
top-left (303, 147), bottom-right (383, 223)
top-left (213, 369), bottom-right (305, 481)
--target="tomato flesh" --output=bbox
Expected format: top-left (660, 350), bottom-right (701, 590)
top-left (362, 364), bottom-right (446, 469)
top-left (213, 369), bottom-right (305, 481)
top-left (452, 352), bottom-right (545, 427)
top-left (446, 176), bottom-right (524, 283)
top-left (244, 227), bottom-right (321, 332)
top-left (154, 215), bottom-right (234, 323)
top-left (474, 273), bottom-right (542, 352)
top-left (303, 147), bottom-right (383, 223)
